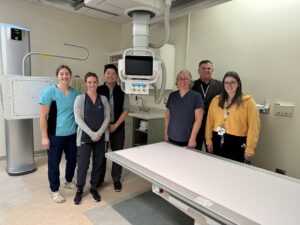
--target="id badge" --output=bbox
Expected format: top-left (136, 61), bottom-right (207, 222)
top-left (217, 126), bottom-right (226, 136)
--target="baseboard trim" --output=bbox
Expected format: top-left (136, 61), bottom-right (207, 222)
top-left (0, 149), bottom-right (47, 161)
top-left (34, 149), bottom-right (47, 156)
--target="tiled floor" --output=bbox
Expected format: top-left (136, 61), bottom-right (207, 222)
top-left (0, 154), bottom-right (150, 225)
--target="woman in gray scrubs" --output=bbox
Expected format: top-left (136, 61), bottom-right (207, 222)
top-left (73, 72), bottom-right (110, 205)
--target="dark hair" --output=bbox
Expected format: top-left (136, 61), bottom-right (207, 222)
top-left (56, 65), bottom-right (72, 76)
top-left (218, 71), bottom-right (243, 109)
top-left (198, 60), bottom-right (213, 68)
top-left (104, 64), bottom-right (118, 74)
top-left (84, 72), bottom-right (98, 82)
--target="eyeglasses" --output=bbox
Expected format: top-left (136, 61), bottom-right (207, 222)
top-left (224, 81), bottom-right (237, 86)
top-left (177, 78), bottom-right (190, 81)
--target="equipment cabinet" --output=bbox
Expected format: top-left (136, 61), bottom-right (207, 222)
top-left (126, 116), bottom-right (164, 147)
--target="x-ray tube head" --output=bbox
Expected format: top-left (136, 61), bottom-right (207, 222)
top-left (118, 50), bottom-right (162, 95)
top-left (117, 6), bottom-right (168, 100)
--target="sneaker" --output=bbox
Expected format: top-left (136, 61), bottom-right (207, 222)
top-left (64, 181), bottom-right (76, 190)
top-left (89, 189), bottom-right (101, 202)
top-left (114, 181), bottom-right (122, 192)
top-left (51, 192), bottom-right (65, 203)
top-left (74, 190), bottom-right (83, 205)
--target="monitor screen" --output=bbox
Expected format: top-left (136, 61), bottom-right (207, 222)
top-left (125, 55), bottom-right (153, 76)
top-left (11, 28), bottom-right (22, 41)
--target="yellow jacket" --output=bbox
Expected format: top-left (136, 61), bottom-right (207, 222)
top-left (205, 94), bottom-right (260, 154)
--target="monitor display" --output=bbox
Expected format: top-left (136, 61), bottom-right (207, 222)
top-left (125, 55), bottom-right (153, 76)
top-left (11, 28), bottom-right (22, 41)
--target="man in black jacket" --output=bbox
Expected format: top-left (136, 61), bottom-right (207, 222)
top-left (192, 60), bottom-right (222, 151)
top-left (97, 64), bottom-right (129, 192)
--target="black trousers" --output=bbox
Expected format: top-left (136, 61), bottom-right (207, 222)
top-left (48, 134), bottom-right (77, 192)
top-left (212, 132), bottom-right (246, 163)
top-left (98, 128), bottom-right (125, 185)
top-left (76, 140), bottom-right (105, 190)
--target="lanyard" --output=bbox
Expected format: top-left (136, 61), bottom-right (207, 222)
top-left (224, 108), bottom-right (230, 120)
top-left (218, 107), bottom-right (230, 145)
top-left (200, 84), bottom-right (209, 100)
top-left (223, 103), bottom-right (230, 127)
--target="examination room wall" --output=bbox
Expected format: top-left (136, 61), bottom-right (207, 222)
top-left (186, 0), bottom-right (300, 179)
top-left (0, 0), bottom-right (122, 156)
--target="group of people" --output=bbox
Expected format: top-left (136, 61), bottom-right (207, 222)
top-left (165, 60), bottom-right (260, 163)
top-left (39, 59), bottom-right (260, 205)
top-left (39, 64), bottom-right (128, 204)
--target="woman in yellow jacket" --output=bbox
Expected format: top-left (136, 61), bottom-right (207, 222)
top-left (205, 71), bottom-right (260, 163)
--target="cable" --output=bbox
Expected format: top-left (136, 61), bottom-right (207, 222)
top-left (149, 2), bottom-right (171, 49)
top-left (153, 59), bottom-right (166, 104)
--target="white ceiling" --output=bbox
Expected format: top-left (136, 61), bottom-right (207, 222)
top-left (27, 0), bottom-right (231, 24)
top-left (27, 0), bottom-right (131, 24)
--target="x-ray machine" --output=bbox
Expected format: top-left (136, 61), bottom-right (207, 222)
top-left (0, 23), bottom-right (35, 175)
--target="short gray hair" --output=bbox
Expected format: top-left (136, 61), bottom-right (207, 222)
top-left (175, 69), bottom-right (194, 88)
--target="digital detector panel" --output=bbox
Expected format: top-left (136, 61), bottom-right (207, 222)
top-left (1, 75), bottom-right (56, 120)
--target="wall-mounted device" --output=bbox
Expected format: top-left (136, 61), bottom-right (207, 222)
top-left (274, 103), bottom-right (294, 117)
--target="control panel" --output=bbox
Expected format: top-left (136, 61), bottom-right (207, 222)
top-left (125, 81), bottom-right (149, 94)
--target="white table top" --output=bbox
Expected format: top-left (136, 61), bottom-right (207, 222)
top-left (107, 142), bottom-right (300, 225)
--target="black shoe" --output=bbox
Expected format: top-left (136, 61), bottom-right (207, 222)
top-left (89, 189), bottom-right (101, 202)
top-left (114, 181), bottom-right (122, 192)
top-left (74, 190), bottom-right (83, 205)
